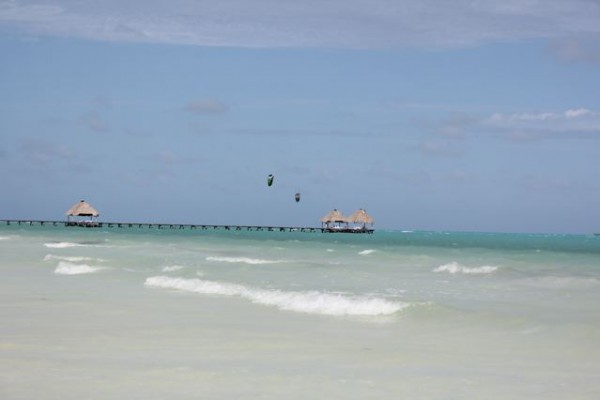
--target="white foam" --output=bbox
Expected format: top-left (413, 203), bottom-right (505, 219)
top-left (144, 276), bottom-right (407, 316)
top-left (358, 249), bottom-right (375, 255)
top-left (162, 265), bottom-right (185, 272)
top-left (206, 256), bottom-right (284, 265)
top-left (44, 254), bottom-right (104, 262)
top-left (434, 262), bottom-right (498, 275)
top-left (44, 242), bottom-right (113, 249)
top-left (44, 242), bottom-right (84, 248)
top-left (0, 235), bottom-right (16, 241)
top-left (54, 261), bottom-right (104, 275)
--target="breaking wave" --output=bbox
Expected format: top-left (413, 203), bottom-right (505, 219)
top-left (434, 262), bottom-right (498, 275)
top-left (162, 265), bottom-right (185, 272)
top-left (144, 276), bottom-right (407, 316)
top-left (44, 242), bottom-right (113, 249)
top-left (44, 254), bottom-right (105, 263)
top-left (44, 242), bottom-right (84, 249)
top-left (54, 261), bottom-right (105, 275)
top-left (206, 256), bottom-right (284, 265)
top-left (358, 249), bottom-right (376, 255)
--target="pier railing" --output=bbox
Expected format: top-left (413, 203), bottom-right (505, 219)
top-left (0, 219), bottom-right (374, 234)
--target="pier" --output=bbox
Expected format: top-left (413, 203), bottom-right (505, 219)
top-left (0, 219), bottom-right (374, 234)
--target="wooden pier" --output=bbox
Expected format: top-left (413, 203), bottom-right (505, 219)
top-left (0, 219), bottom-right (374, 234)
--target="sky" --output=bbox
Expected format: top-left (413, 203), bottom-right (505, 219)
top-left (1, 0), bottom-right (600, 233)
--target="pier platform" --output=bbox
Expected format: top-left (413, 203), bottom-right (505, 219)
top-left (0, 219), bottom-right (374, 234)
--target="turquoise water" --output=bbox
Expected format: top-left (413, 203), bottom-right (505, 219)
top-left (1, 225), bottom-right (599, 399)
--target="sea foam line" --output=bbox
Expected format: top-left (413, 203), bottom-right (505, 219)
top-left (44, 254), bottom-right (106, 263)
top-left (434, 262), bottom-right (498, 275)
top-left (144, 276), bottom-right (407, 316)
top-left (54, 261), bottom-right (105, 275)
top-left (162, 265), bottom-right (185, 272)
top-left (205, 256), bottom-right (284, 265)
top-left (44, 242), bottom-right (86, 248)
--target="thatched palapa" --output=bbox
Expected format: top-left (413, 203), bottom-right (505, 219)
top-left (320, 208), bottom-right (374, 233)
top-left (320, 209), bottom-right (347, 229)
top-left (66, 200), bottom-right (99, 217)
top-left (347, 209), bottom-right (374, 227)
top-left (66, 200), bottom-right (100, 226)
top-left (320, 209), bottom-right (345, 223)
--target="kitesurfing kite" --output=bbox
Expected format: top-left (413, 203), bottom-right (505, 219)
top-left (267, 174), bottom-right (274, 187)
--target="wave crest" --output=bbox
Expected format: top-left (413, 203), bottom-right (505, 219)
top-left (54, 261), bottom-right (104, 275)
top-left (44, 242), bottom-right (84, 248)
top-left (44, 254), bottom-right (103, 262)
top-left (144, 276), bottom-right (407, 316)
top-left (44, 242), bottom-right (112, 249)
top-left (162, 265), bottom-right (185, 272)
top-left (434, 262), bottom-right (498, 274)
top-left (206, 256), bottom-right (284, 265)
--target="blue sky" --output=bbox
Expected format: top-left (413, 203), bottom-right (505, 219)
top-left (1, 0), bottom-right (600, 233)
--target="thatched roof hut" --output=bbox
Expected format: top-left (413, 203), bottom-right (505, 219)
top-left (320, 209), bottom-right (345, 223)
top-left (320, 209), bottom-right (347, 228)
top-left (66, 200), bottom-right (99, 218)
top-left (347, 209), bottom-right (374, 226)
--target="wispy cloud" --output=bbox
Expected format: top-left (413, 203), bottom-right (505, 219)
top-left (90, 95), bottom-right (113, 109)
top-left (122, 150), bottom-right (201, 187)
top-left (187, 123), bottom-right (370, 137)
top-left (369, 166), bottom-right (476, 186)
top-left (153, 150), bottom-right (200, 166)
top-left (489, 108), bottom-right (596, 122)
top-left (485, 108), bottom-right (600, 140)
top-left (414, 107), bottom-right (600, 152)
top-left (549, 35), bottom-right (600, 65)
top-left (19, 138), bottom-right (76, 165)
top-left (82, 112), bottom-right (109, 132)
top-left (2, 1), bottom-right (600, 49)
top-left (184, 99), bottom-right (228, 115)
top-left (419, 140), bottom-right (465, 158)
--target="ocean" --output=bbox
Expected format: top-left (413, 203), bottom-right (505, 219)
top-left (1, 225), bottom-right (599, 399)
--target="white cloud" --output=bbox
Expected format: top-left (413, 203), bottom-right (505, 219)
top-left (1, 0), bottom-right (600, 49)
top-left (487, 109), bottom-right (598, 124)
top-left (485, 108), bottom-right (600, 139)
top-left (565, 108), bottom-right (591, 118)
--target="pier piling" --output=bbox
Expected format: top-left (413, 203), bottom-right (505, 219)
top-left (0, 219), bottom-right (373, 234)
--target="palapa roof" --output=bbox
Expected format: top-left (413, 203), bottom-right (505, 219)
top-left (320, 209), bottom-right (346, 223)
top-left (66, 200), bottom-right (100, 217)
top-left (347, 208), bottom-right (374, 224)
